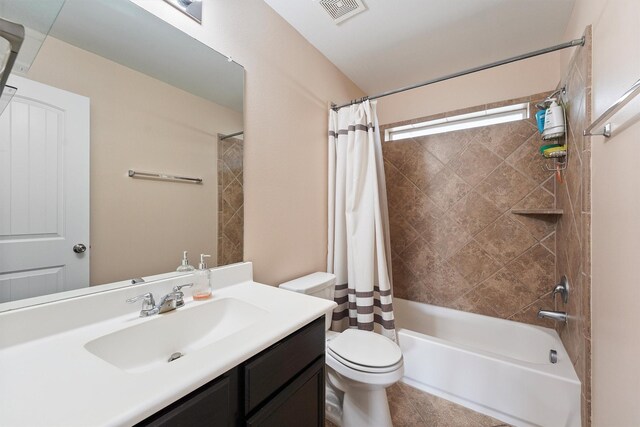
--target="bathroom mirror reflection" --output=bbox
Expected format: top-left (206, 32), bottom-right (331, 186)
top-left (0, 0), bottom-right (245, 310)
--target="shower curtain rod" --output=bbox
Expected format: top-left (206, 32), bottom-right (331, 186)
top-left (220, 131), bottom-right (244, 140)
top-left (331, 37), bottom-right (585, 111)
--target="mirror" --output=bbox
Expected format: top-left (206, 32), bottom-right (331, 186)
top-left (0, 0), bottom-right (244, 310)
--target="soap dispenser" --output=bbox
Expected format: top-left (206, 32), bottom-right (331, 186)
top-left (176, 251), bottom-right (195, 272)
top-left (193, 254), bottom-right (212, 300)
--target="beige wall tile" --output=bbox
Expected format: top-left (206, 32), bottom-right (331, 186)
top-left (474, 215), bottom-right (537, 265)
top-left (384, 93), bottom-right (565, 327)
top-left (448, 191), bottom-right (502, 236)
top-left (448, 140), bottom-right (502, 186)
top-left (475, 165), bottom-right (536, 212)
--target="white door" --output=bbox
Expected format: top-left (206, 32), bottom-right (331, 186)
top-left (0, 75), bottom-right (90, 303)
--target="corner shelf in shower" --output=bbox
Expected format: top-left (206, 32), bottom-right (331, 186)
top-left (510, 208), bottom-right (564, 215)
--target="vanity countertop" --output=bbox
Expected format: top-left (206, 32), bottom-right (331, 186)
top-left (0, 264), bottom-right (335, 427)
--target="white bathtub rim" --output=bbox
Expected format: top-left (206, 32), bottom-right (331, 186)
top-left (394, 297), bottom-right (565, 344)
top-left (394, 297), bottom-right (565, 339)
top-left (397, 327), bottom-right (580, 384)
top-left (400, 377), bottom-right (537, 427)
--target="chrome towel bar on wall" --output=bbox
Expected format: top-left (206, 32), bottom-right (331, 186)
top-left (584, 78), bottom-right (640, 138)
top-left (127, 170), bottom-right (203, 184)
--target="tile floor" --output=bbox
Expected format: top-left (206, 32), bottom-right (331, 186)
top-left (325, 382), bottom-right (511, 427)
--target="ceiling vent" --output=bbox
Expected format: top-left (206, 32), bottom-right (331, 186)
top-left (318, 0), bottom-right (367, 24)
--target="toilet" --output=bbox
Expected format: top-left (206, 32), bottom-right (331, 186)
top-left (279, 272), bottom-right (404, 427)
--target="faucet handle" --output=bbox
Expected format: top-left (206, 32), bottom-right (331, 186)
top-left (173, 283), bottom-right (193, 308)
top-left (552, 275), bottom-right (569, 304)
top-left (173, 283), bottom-right (193, 292)
top-left (126, 292), bottom-right (156, 311)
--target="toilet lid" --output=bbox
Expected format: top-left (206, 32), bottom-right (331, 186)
top-left (327, 329), bottom-right (402, 369)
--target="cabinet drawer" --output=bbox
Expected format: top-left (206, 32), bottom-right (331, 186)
top-left (246, 358), bottom-right (325, 427)
top-left (136, 370), bottom-right (238, 427)
top-left (244, 316), bottom-right (325, 414)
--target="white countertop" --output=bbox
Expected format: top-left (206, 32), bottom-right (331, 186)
top-left (0, 264), bottom-right (335, 427)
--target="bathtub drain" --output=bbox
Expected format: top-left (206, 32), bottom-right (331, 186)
top-left (549, 349), bottom-right (558, 364)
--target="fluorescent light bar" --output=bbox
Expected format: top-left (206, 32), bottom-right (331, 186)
top-left (385, 103), bottom-right (530, 142)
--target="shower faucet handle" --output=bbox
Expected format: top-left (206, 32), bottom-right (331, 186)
top-left (552, 276), bottom-right (569, 304)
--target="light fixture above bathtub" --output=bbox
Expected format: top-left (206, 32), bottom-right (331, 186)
top-left (0, 17), bottom-right (24, 115)
top-left (163, 0), bottom-right (202, 24)
top-left (0, 0), bottom-right (65, 76)
top-left (385, 103), bottom-right (530, 142)
top-left (0, 0), bottom-right (66, 115)
top-left (318, 0), bottom-right (367, 24)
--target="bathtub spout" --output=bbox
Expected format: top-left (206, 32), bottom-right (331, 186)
top-left (537, 309), bottom-right (567, 323)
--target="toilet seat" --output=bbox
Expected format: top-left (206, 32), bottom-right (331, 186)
top-left (326, 351), bottom-right (404, 387)
top-left (327, 347), bottom-right (403, 373)
top-left (327, 329), bottom-right (402, 369)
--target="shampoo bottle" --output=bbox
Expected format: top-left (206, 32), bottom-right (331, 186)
top-left (193, 254), bottom-right (212, 300)
top-left (542, 99), bottom-right (566, 140)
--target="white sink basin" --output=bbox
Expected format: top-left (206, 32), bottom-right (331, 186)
top-left (84, 298), bottom-right (267, 373)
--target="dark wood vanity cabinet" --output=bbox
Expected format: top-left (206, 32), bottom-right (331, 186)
top-left (246, 358), bottom-right (325, 427)
top-left (137, 316), bottom-right (325, 427)
top-left (138, 370), bottom-right (239, 427)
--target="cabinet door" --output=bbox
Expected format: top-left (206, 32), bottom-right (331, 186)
top-left (246, 358), bottom-right (325, 427)
top-left (244, 316), bottom-right (325, 414)
top-left (137, 370), bottom-right (238, 427)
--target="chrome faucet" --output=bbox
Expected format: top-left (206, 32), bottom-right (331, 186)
top-left (537, 309), bottom-right (568, 323)
top-left (172, 283), bottom-right (193, 308)
top-left (126, 292), bottom-right (158, 317)
top-left (126, 284), bottom-right (193, 317)
top-left (537, 276), bottom-right (570, 323)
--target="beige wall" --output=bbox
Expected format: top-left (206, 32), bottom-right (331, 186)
top-left (377, 53), bottom-right (561, 125)
top-left (27, 37), bottom-right (243, 285)
top-left (130, 0), bottom-right (364, 285)
top-left (563, 0), bottom-right (640, 425)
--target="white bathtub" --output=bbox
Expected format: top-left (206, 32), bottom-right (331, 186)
top-left (394, 298), bottom-right (581, 427)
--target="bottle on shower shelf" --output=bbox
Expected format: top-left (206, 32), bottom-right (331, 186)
top-left (542, 99), bottom-right (566, 140)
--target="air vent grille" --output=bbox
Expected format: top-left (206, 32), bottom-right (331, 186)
top-left (318, 0), bottom-right (367, 24)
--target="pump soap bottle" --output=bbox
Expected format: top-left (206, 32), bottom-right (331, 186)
top-left (176, 251), bottom-right (195, 272)
top-left (193, 254), bottom-right (212, 300)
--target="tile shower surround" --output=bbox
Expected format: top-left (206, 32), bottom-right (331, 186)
top-left (382, 30), bottom-right (592, 424)
top-left (556, 27), bottom-right (592, 427)
top-left (217, 135), bottom-right (244, 266)
top-left (382, 92), bottom-right (559, 329)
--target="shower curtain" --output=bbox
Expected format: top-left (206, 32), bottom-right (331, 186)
top-left (328, 100), bottom-right (396, 341)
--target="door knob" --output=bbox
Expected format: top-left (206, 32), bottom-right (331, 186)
top-left (73, 243), bottom-right (87, 254)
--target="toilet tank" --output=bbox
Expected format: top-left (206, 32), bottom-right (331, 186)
top-left (279, 272), bottom-right (336, 330)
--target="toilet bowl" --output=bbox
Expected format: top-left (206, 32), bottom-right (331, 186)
top-left (280, 273), bottom-right (404, 427)
top-left (325, 329), bottom-right (403, 427)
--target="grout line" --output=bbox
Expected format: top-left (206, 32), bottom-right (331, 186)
top-left (392, 384), bottom-right (430, 424)
top-left (384, 157), bottom-right (444, 217)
